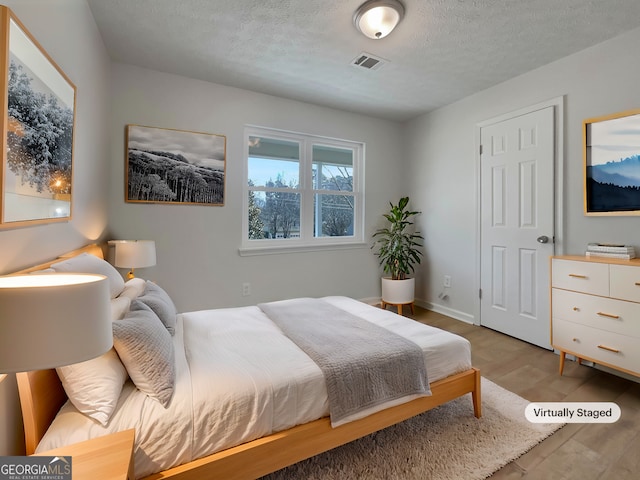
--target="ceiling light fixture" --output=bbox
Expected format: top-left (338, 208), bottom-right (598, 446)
top-left (353, 0), bottom-right (405, 40)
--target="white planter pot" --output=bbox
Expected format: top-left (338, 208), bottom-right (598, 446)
top-left (381, 277), bottom-right (415, 304)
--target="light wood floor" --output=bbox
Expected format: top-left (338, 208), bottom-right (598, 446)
top-left (405, 307), bottom-right (640, 480)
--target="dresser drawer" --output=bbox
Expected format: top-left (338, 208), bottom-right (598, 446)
top-left (551, 259), bottom-right (609, 296)
top-left (553, 319), bottom-right (640, 375)
top-left (552, 288), bottom-right (640, 338)
top-left (610, 264), bottom-right (640, 302)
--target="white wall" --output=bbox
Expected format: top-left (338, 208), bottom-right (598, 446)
top-left (0, 0), bottom-right (112, 455)
top-left (405, 26), bottom-right (640, 321)
top-left (107, 63), bottom-right (405, 312)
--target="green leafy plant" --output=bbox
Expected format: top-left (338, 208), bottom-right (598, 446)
top-left (372, 197), bottom-right (424, 280)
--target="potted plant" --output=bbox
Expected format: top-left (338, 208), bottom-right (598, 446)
top-left (372, 197), bottom-right (424, 308)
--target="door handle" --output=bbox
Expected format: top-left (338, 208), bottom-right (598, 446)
top-left (537, 235), bottom-right (550, 244)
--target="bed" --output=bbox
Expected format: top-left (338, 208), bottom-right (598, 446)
top-left (12, 244), bottom-right (481, 480)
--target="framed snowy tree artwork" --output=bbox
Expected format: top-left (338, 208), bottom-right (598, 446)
top-left (125, 125), bottom-right (226, 206)
top-left (0, 6), bottom-right (76, 227)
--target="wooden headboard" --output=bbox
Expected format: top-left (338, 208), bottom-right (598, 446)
top-left (10, 244), bottom-right (105, 454)
top-left (10, 244), bottom-right (105, 275)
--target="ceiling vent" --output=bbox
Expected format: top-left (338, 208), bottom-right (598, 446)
top-left (351, 52), bottom-right (386, 71)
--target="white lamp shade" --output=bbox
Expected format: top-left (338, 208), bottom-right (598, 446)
top-left (111, 240), bottom-right (156, 269)
top-left (0, 274), bottom-right (112, 373)
top-left (354, 0), bottom-right (405, 39)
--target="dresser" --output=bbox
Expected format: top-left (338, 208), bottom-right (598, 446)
top-left (551, 255), bottom-right (640, 377)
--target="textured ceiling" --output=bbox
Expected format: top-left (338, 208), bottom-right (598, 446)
top-left (87, 0), bottom-right (640, 122)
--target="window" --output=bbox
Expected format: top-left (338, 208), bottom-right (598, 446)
top-left (241, 126), bottom-right (364, 254)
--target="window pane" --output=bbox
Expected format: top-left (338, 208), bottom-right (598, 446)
top-left (248, 137), bottom-right (299, 187)
top-left (247, 190), bottom-right (266, 240)
top-left (314, 193), bottom-right (354, 237)
top-left (243, 126), bottom-right (363, 251)
top-left (249, 190), bottom-right (301, 239)
top-left (313, 145), bottom-right (353, 192)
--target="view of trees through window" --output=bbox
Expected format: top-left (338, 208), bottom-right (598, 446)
top-left (245, 132), bottom-right (361, 244)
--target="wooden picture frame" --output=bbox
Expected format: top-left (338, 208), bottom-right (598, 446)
top-left (0, 6), bottom-right (76, 227)
top-left (584, 109), bottom-right (640, 215)
top-left (126, 124), bottom-right (226, 206)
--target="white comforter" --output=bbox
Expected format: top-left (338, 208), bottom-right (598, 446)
top-left (37, 296), bottom-right (472, 479)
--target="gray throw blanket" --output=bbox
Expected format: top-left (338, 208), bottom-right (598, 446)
top-left (258, 298), bottom-right (430, 427)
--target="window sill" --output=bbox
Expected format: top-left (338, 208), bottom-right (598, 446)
top-left (238, 242), bottom-right (368, 257)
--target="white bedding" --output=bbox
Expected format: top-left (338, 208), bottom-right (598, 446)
top-left (37, 296), bottom-right (472, 479)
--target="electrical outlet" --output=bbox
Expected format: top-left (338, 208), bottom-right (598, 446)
top-left (443, 275), bottom-right (451, 288)
top-left (242, 282), bottom-right (251, 296)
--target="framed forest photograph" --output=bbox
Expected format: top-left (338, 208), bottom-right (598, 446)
top-left (584, 109), bottom-right (640, 215)
top-left (1, 6), bottom-right (76, 227)
top-left (126, 124), bottom-right (226, 206)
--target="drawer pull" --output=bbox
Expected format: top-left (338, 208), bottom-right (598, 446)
top-left (635, 282), bottom-right (640, 286)
top-left (597, 345), bottom-right (620, 354)
top-left (572, 307), bottom-right (579, 311)
top-left (596, 312), bottom-right (620, 319)
top-left (568, 274), bottom-right (587, 279)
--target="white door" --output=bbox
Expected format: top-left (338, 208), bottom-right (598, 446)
top-left (480, 107), bottom-right (555, 349)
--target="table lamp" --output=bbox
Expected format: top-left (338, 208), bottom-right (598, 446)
top-left (109, 240), bottom-right (156, 279)
top-left (0, 273), bottom-right (112, 374)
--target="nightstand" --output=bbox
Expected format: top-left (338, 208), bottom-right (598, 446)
top-left (33, 429), bottom-right (135, 480)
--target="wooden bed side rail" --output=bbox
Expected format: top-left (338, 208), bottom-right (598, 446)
top-left (143, 367), bottom-right (481, 480)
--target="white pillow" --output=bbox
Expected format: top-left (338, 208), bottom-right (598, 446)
top-left (51, 253), bottom-right (125, 298)
top-left (111, 296), bottom-right (131, 320)
top-left (56, 348), bottom-right (128, 426)
top-left (113, 309), bottom-right (175, 407)
top-left (117, 277), bottom-right (147, 301)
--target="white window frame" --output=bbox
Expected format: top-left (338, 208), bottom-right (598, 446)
top-left (240, 125), bottom-right (365, 256)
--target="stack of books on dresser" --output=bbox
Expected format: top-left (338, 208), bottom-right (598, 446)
top-left (586, 243), bottom-right (636, 259)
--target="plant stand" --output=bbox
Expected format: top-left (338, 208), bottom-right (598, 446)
top-left (380, 300), bottom-right (415, 316)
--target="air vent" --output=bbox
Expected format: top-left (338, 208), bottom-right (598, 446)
top-left (351, 52), bottom-right (386, 70)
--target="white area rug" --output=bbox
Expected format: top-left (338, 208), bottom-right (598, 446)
top-left (262, 377), bottom-right (563, 480)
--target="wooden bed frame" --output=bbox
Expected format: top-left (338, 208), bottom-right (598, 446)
top-left (12, 244), bottom-right (482, 480)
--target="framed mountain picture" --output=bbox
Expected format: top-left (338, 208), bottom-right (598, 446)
top-left (125, 124), bottom-right (226, 206)
top-left (584, 109), bottom-right (640, 215)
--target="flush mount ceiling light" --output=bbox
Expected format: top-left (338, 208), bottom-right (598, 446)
top-left (353, 0), bottom-right (405, 40)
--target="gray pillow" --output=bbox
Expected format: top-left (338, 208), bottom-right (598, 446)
top-left (138, 281), bottom-right (177, 335)
top-left (130, 298), bottom-right (154, 314)
top-left (112, 309), bottom-right (175, 407)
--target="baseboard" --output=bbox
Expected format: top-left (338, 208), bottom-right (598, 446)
top-left (416, 299), bottom-right (475, 324)
top-left (362, 297), bottom-right (475, 325)
top-left (359, 297), bottom-right (381, 306)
